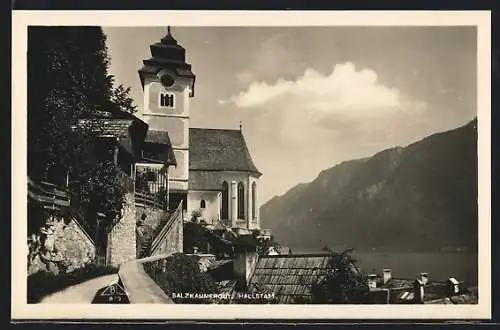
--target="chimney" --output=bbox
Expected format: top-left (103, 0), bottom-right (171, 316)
top-left (233, 234), bottom-right (258, 291)
top-left (383, 268), bottom-right (392, 284)
top-left (367, 274), bottom-right (378, 289)
top-left (414, 281), bottom-right (425, 303)
top-left (419, 272), bottom-right (429, 285)
top-left (447, 277), bottom-right (461, 296)
top-left (230, 181), bottom-right (238, 228)
top-left (414, 273), bottom-right (428, 303)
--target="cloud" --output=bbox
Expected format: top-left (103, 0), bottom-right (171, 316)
top-left (224, 62), bottom-right (424, 116)
top-left (220, 62), bottom-right (427, 146)
top-left (219, 62), bottom-right (431, 199)
top-left (236, 70), bottom-right (254, 85)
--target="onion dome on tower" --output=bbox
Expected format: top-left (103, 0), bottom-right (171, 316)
top-left (138, 26), bottom-right (196, 96)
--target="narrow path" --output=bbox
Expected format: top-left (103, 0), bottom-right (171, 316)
top-left (118, 255), bottom-right (173, 303)
top-left (40, 273), bottom-right (119, 304)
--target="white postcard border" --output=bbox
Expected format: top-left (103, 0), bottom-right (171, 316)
top-left (11, 10), bottom-right (491, 320)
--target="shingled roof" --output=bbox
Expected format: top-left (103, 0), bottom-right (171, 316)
top-left (145, 130), bottom-right (172, 144)
top-left (189, 128), bottom-right (261, 176)
top-left (188, 171), bottom-right (220, 191)
top-left (143, 130), bottom-right (177, 166)
top-left (77, 117), bottom-right (148, 159)
top-left (138, 29), bottom-right (196, 96)
top-left (247, 254), bottom-right (331, 304)
top-left (77, 118), bottom-right (134, 138)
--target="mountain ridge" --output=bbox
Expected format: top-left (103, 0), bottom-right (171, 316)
top-left (260, 118), bottom-right (478, 253)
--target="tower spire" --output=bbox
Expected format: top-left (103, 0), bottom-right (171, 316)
top-left (160, 26), bottom-right (177, 45)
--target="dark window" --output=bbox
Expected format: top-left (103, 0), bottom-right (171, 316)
top-left (159, 92), bottom-right (174, 107)
top-left (200, 200), bottom-right (206, 209)
top-left (221, 181), bottom-right (229, 220)
top-left (252, 182), bottom-right (257, 220)
top-left (145, 170), bottom-right (157, 181)
top-left (238, 182), bottom-right (245, 219)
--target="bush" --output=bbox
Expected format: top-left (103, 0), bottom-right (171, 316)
top-left (27, 263), bottom-right (118, 303)
top-left (310, 249), bottom-right (369, 304)
top-left (143, 253), bottom-right (220, 304)
top-left (183, 222), bottom-right (209, 254)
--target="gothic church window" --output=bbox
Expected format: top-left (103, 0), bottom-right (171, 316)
top-left (238, 182), bottom-right (245, 219)
top-left (221, 181), bottom-right (229, 220)
top-left (252, 182), bottom-right (257, 220)
top-left (200, 200), bottom-right (206, 209)
top-left (159, 92), bottom-right (175, 108)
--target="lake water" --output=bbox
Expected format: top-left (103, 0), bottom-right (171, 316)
top-left (296, 251), bottom-right (478, 286)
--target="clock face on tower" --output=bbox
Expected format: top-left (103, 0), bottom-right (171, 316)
top-left (160, 73), bottom-right (175, 87)
top-left (157, 72), bottom-right (176, 109)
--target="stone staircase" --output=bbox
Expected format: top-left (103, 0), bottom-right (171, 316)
top-left (137, 202), bottom-right (182, 258)
top-left (138, 235), bottom-right (154, 258)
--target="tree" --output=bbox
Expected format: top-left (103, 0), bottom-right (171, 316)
top-left (310, 249), bottom-right (369, 304)
top-left (110, 83), bottom-right (137, 114)
top-left (27, 26), bottom-right (136, 234)
top-left (28, 27), bottom-right (110, 180)
top-left (72, 160), bottom-right (128, 231)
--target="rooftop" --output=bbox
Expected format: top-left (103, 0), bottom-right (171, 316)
top-left (77, 118), bottom-right (134, 138)
top-left (369, 273), bottom-right (477, 304)
top-left (138, 28), bottom-right (195, 94)
top-left (76, 116), bottom-right (148, 158)
top-left (142, 130), bottom-right (177, 166)
top-left (247, 254), bottom-right (331, 304)
top-left (189, 128), bottom-right (262, 179)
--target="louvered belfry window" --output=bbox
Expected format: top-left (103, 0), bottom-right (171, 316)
top-left (159, 92), bottom-right (175, 108)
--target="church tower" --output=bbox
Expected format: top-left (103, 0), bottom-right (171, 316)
top-left (138, 27), bottom-right (195, 210)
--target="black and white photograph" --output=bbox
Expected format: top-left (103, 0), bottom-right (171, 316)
top-left (12, 11), bottom-right (491, 320)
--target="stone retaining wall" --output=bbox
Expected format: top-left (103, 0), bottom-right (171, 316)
top-left (108, 193), bottom-right (137, 267)
top-left (28, 215), bottom-right (95, 275)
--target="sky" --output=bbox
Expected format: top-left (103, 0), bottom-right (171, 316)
top-left (102, 26), bottom-right (477, 205)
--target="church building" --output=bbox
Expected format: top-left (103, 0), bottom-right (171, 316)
top-left (136, 27), bottom-right (263, 231)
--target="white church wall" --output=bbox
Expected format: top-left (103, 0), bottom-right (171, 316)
top-left (144, 78), bottom-right (190, 117)
top-left (189, 170), bottom-right (261, 229)
top-left (148, 117), bottom-right (188, 148)
top-left (187, 190), bottom-right (220, 225)
top-left (169, 150), bottom-right (189, 191)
